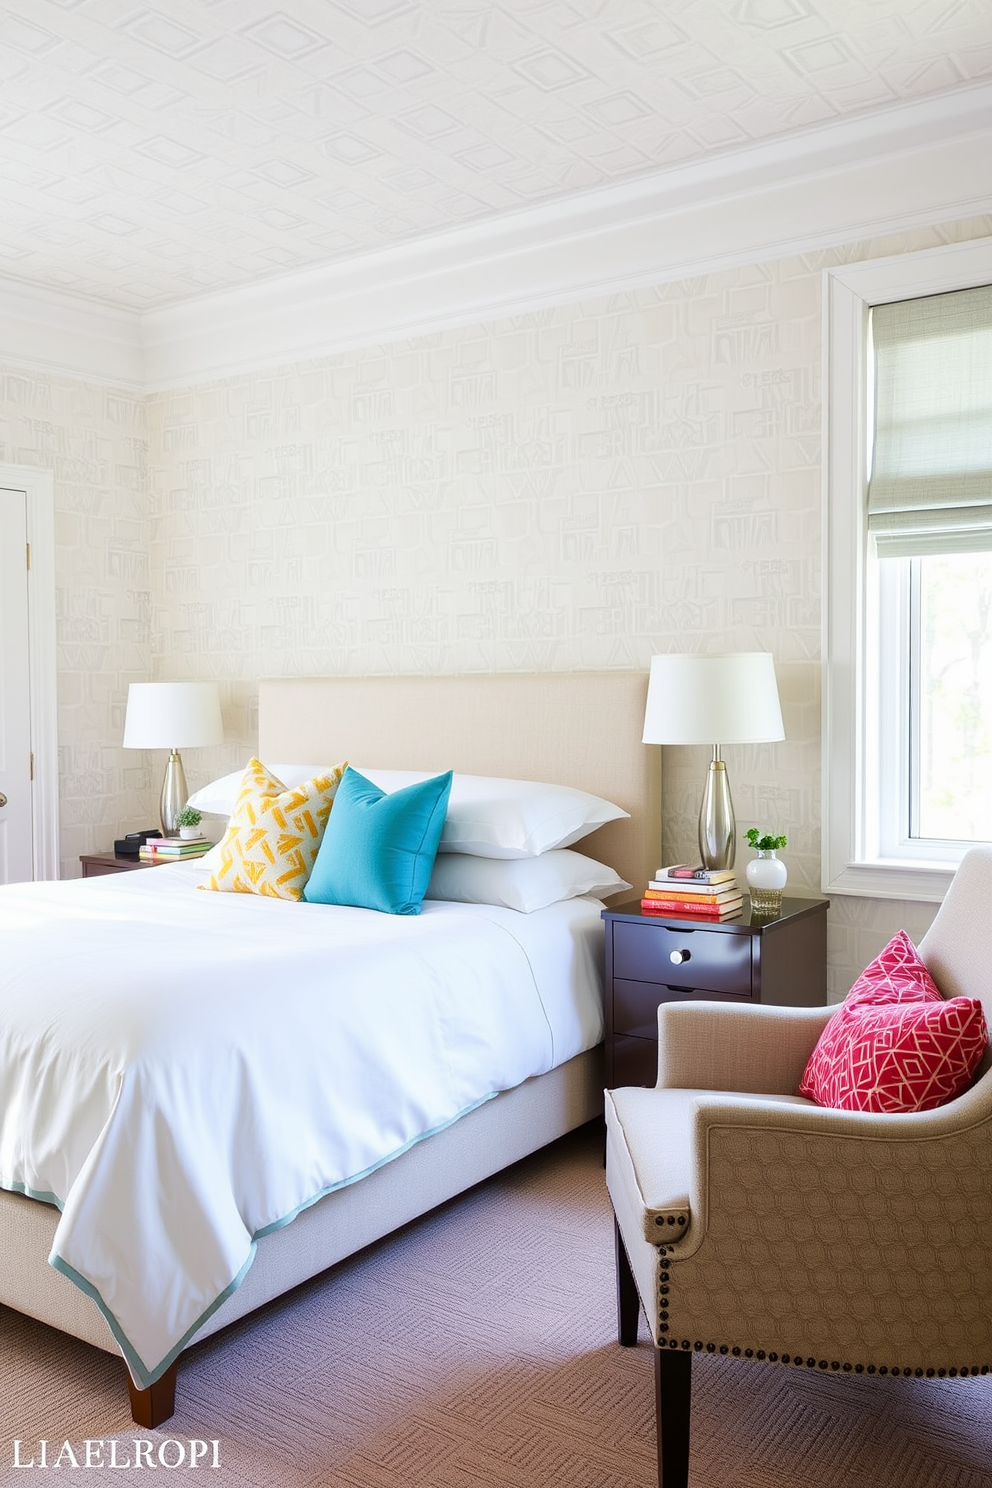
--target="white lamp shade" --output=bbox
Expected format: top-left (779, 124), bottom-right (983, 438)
top-left (123, 682), bottom-right (223, 750)
top-left (642, 653), bottom-right (784, 745)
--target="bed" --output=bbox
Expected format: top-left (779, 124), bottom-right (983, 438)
top-left (0, 671), bottom-right (657, 1426)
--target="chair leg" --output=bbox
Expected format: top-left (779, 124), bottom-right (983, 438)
top-left (614, 1218), bottom-right (640, 1346)
top-left (655, 1347), bottom-right (691, 1488)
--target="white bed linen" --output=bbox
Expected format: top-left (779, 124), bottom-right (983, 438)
top-left (0, 863), bottom-right (604, 1389)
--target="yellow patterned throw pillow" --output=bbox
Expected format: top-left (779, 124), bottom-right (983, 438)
top-left (201, 758), bottom-right (346, 900)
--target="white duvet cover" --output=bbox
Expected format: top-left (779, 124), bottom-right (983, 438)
top-left (0, 863), bottom-right (604, 1388)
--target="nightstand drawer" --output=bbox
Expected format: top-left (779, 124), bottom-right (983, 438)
top-left (612, 919), bottom-right (752, 994)
top-left (613, 977), bottom-right (752, 1037)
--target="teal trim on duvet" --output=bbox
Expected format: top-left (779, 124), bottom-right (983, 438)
top-left (4, 1090), bottom-right (496, 1390)
top-left (0, 1179), bottom-right (65, 1209)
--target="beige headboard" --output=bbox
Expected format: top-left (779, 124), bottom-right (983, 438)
top-left (258, 672), bottom-right (657, 895)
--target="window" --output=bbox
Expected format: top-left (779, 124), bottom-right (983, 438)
top-left (911, 556), bottom-right (992, 842)
top-left (874, 552), bottom-right (992, 864)
top-left (871, 285), bottom-right (992, 866)
top-left (824, 240), bottom-right (992, 902)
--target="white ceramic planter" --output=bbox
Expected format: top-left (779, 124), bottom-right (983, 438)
top-left (745, 849), bottom-right (787, 913)
top-left (178, 824), bottom-right (201, 840)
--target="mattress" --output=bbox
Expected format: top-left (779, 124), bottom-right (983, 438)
top-left (0, 862), bottom-right (605, 1389)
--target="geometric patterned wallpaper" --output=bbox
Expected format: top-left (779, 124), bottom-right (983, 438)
top-left (5, 211), bottom-right (991, 995)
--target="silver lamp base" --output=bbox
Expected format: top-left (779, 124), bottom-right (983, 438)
top-left (159, 749), bottom-right (189, 837)
top-left (698, 756), bottom-right (735, 870)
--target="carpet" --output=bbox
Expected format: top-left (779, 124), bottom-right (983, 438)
top-left (1, 1124), bottom-right (990, 1487)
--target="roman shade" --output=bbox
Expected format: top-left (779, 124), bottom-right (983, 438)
top-left (868, 283), bottom-right (992, 557)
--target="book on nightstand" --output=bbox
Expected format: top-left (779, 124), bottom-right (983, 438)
top-left (139, 837), bottom-right (212, 860)
top-left (651, 864), bottom-right (738, 888)
top-left (644, 885), bottom-right (739, 904)
top-left (639, 895), bottom-right (744, 919)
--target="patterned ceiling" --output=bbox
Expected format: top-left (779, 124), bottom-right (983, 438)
top-left (1, 0), bottom-right (990, 311)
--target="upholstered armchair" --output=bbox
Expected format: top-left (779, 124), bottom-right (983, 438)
top-left (606, 846), bottom-right (992, 1488)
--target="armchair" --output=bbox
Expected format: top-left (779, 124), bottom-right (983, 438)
top-left (606, 847), bottom-right (992, 1488)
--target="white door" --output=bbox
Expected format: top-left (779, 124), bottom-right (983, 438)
top-left (0, 486), bottom-right (35, 882)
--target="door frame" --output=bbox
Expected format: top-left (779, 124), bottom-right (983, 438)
top-left (0, 464), bottom-right (58, 879)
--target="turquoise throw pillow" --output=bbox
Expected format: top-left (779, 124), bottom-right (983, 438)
top-left (303, 766), bottom-right (453, 915)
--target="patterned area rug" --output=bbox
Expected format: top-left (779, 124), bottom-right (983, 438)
top-left (2, 1124), bottom-right (990, 1487)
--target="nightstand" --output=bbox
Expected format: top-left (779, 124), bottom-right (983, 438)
top-left (79, 852), bottom-right (163, 878)
top-left (602, 895), bottom-right (829, 1087)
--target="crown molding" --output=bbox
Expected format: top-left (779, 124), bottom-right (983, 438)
top-left (0, 82), bottom-right (990, 390)
top-left (0, 278), bottom-right (143, 387)
top-left (138, 81), bottom-right (992, 387)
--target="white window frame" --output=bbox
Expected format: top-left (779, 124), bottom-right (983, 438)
top-left (823, 237), bottom-right (992, 902)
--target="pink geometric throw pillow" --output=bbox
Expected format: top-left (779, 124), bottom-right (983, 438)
top-left (844, 928), bottom-right (943, 1009)
top-left (799, 931), bottom-right (988, 1112)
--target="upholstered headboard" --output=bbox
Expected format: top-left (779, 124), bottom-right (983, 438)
top-left (258, 672), bottom-right (658, 895)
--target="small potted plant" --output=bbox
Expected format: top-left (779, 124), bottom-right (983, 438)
top-left (174, 805), bottom-right (203, 841)
top-left (744, 827), bottom-right (788, 913)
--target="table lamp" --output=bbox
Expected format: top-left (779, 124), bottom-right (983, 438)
top-left (123, 682), bottom-right (223, 836)
top-left (642, 653), bottom-right (784, 870)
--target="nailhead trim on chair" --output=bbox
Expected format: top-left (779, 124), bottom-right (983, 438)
top-left (657, 1246), bottom-right (671, 1334)
top-left (662, 1337), bottom-right (991, 1378)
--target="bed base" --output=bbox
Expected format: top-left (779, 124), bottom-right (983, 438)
top-left (1, 1047), bottom-right (603, 1425)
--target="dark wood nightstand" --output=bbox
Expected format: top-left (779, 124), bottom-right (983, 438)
top-left (80, 852), bottom-right (164, 878)
top-left (602, 895), bottom-right (829, 1087)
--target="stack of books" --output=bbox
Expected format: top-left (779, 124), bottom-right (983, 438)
top-left (139, 836), bottom-right (213, 862)
top-left (641, 864), bottom-right (744, 920)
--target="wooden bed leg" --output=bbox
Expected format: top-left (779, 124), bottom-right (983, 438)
top-left (615, 1218), bottom-right (641, 1346)
top-left (655, 1347), bottom-right (691, 1488)
top-left (127, 1361), bottom-right (178, 1428)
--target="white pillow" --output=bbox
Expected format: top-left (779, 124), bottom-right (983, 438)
top-left (358, 769), bottom-right (628, 859)
top-left (188, 765), bottom-right (325, 816)
top-left (425, 850), bottom-right (632, 913)
top-left (190, 764), bottom-right (628, 860)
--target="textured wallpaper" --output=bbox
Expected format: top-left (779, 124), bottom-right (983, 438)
top-left (6, 214), bottom-right (991, 996)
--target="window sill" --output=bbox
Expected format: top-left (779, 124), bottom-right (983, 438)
top-left (823, 859), bottom-right (956, 903)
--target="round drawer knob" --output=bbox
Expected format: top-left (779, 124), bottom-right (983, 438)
top-left (669, 949), bottom-right (690, 965)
